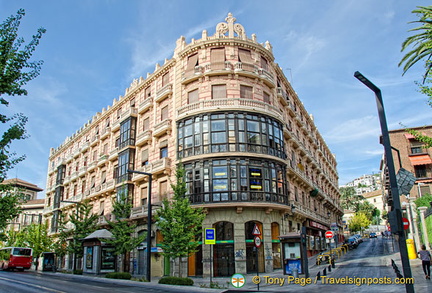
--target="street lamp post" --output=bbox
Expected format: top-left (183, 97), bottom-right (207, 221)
top-left (61, 200), bottom-right (81, 272)
top-left (127, 169), bottom-right (152, 282)
top-left (354, 71), bottom-right (414, 293)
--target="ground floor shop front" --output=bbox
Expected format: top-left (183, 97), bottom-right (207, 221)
top-left (131, 207), bottom-right (332, 278)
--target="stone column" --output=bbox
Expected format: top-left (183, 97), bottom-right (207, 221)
top-left (410, 201), bottom-right (422, 252)
top-left (234, 222), bottom-right (247, 274)
top-left (262, 222), bottom-right (274, 273)
top-left (418, 207), bottom-right (430, 250)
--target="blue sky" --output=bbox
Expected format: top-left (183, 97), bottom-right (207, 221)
top-left (1, 0), bottom-right (431, 197)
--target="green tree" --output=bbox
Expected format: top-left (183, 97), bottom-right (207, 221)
top-left (400, 6), bottom-right (432, 145)
top-left (356, 200), bottom-right (377, 220)
top-left (4, 227), bottom-right (26, 246)
top-left (21, 223), bottom-right (53, 270)
top-left (155, 165), bottom-right (206, 277)
top-left (414, 193), bottom-right (432, 208)
top-left (348, 212), bottom-right (371, 233)
top-left (0, 9), bottom-right (46, 182)
top-left (399, 6), bottom-right (432, 81)
top-left (54, 199), bottom-right (98, 272)
top-left (0, 9), bottom-right (45, 240)
top-left (0, 185), bottom-right (26, 241)
top-left (105, 188), bottom-right (145, 272)
top-left (339, 186), bottom-right (365, 211)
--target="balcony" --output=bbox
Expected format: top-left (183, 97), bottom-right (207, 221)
top-left (87, 161), bottom-right (97, 172)
top-left (138, 97), bottom-right (153, 114)
top-left (152, 157), bottom-right (172, 175)
top-left (153, 119), bottom-right (172, 137)
top-left (97, 154), bottom-right (109, 167)
top-left (100, 127), bottom-right (111, 139)
top-left (182, 66), bottom-right (204, 84)
top-left (111, 118), bottom-right (121, 132)
top-left (177, 98), bottom-right (283, 121)
top-left (189, 191), bottom-right (289, 207)
top-left (90, 135), bottom-right (99, 147)
top-left (130, 158), bottom-right (171, 182)
top-left (258, 68), bottom-right (275, 88)
top-left (108, 148), bottom-right (118, 161)
top-left (277, 87), bottom-right (289, 106)
top-left (130, 205), bottom-right (149, 219)
top-left (81, 142), bottom-right (90, 152)
top-left (121, 107), bottom-right (138, 119)
top-left (136, 130), bottom-right (152, 147)
top-left (155, 84), bottom-right (172, 103)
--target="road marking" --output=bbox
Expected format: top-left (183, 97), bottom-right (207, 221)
top-left (0, 276), bottom-right (66, 293)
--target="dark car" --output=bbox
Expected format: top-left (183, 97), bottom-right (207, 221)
top-left (369, 232), bottom-right (377, 238)
top-left (347, 237), bottom-right (358, 249)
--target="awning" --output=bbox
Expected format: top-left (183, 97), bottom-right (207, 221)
top-left (409, 155), bottom-right (432, 166)
top-left (404, 133), bottom-right (415, 139)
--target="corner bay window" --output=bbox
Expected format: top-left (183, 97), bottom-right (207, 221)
top-left (185, 158), bottom-right (287, 204)
top-left (177, 112), bottom-right (285, 159)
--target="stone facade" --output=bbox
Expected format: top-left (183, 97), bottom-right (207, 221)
top-left (44, 13), bottom-right (342, 276)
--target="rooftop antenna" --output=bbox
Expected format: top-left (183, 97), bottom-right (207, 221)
top-left (286, 68), bottom-right (293, 85)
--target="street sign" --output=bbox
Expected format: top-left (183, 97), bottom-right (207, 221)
top-left (254, 236), bottom-right (261, 247)
top-left (205, 228), bottom-right (216, 244)
top-left (396, 168), bottom-right (416, 195)
top-left (325, 230), bottom-right (334, 239)
top-left (252, 224), bottom-right (261, 236)
top-left (402, 217), bottom-right (410, 230)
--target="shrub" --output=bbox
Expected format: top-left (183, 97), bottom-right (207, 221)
top-left (73, 269), bottom-right (83, 275)
top-left (158, 276), bottom-right (194, 286)
top-left (105, 272), bottom-right (132, 280)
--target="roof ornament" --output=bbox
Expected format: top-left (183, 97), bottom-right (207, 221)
top-left (215, 13), bottom-right (246, 40)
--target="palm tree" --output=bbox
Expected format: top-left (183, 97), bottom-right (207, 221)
top-left (399, 6), bottom-right (432, 82)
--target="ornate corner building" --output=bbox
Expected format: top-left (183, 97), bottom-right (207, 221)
top-left (44, 13), bottom-right (342, 277)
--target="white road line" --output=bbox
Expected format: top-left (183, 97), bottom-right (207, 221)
top-left (0, 276), bottom-right (66, 293)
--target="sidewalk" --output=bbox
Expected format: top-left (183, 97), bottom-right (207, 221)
top-left (40, 242), bottom-right (431, 292)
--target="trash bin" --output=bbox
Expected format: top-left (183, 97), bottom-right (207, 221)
top-left (406, 239), bottom-right (417, 260)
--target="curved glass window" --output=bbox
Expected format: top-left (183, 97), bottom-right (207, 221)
top-left (177, 112), bottom-right (285, 159)
top-left (185, 158), bottom-right (288, 205)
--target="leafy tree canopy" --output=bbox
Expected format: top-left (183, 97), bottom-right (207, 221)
top-left (0, 9), bottom-right (46, 182)
top-left (155, 165), bottom-right (205, 276)
top-left (348, 212), bottom-right (371, 233)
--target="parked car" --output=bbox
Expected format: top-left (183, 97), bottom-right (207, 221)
top-left (369, 232), bottom-right (377, 238)
top-left (346, 237), bottom-right (358, 249)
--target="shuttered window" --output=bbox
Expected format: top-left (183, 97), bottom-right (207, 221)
top-left (141, 149), bottom-right (148, 165)
top-left (211, 48), bottom-right (225, 70)
top-left (162, 72), bottom-right (169, 87)
top-left (186, 54), bottom-right (198, 73)
top-left (238, 49), bottom-right (253, 63)
top-left (240, 85), bottom-right (253, 99)
top-left (261, 56), bottom-right (269, 71)
top-left (188, 89), bottom-right (199, 104)
top-left (212, 85), bottom-right (226, 99)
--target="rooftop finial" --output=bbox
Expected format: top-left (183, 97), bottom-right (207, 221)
top-left (215, 13), bottom-right (246, 39)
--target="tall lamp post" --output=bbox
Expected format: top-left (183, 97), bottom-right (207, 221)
top-left (354, 71), bottom-right (414, 293)
top-left (61, 200), bottom-right (81, 272)
top-left (127, 169), bottom-right (152, 282)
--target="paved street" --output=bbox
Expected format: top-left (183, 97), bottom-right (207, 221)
top-left (0, 236), bottom-right (431, 292)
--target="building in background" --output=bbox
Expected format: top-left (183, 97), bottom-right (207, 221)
top-left (342, 173), bottom-right (381, 195)
top-left (1, 178), bottom-right (44, 231)
top-left (44, 14), bottom-right (342, 277)
top-left (381, 126), bottom-right (432, 207)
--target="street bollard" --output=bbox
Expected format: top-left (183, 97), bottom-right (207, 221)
top-left (323, 267), bottom-right (327, 276)
top-left (292, 268), bottom-right (299, 278)
top-left (328, 264), bottom-right (331, 272)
